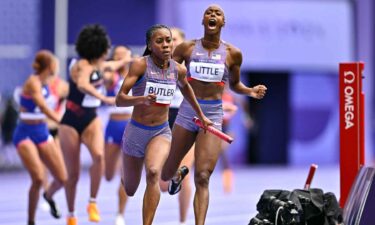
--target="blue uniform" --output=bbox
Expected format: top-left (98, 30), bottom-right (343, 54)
top-left (13, 85), bottom-right (52, 147)
top-left (104, 73), bottom-right (131, 145)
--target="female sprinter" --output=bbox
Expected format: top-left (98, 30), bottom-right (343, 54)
top-left (13, 50), bottom-right (67, 225)
top-left (59, 24), bottom-right (129, 225)
top-left (103, 45), bottom-right (132, 225)
top-left (162, 5), bottom-right (267, 225)
top-left (159, 27), bottom-right (195, 225)
top-left (115, 24), bottom-right (211, 225)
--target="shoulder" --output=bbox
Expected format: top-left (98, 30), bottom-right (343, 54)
top-left (174, 40), bottom-right (196, 54)
top-left (73, 59), bottom-right (94, 75)
top-left (131, 56), bottom-right (147, 67)
top-left (27, 75), bottom-right (40, 85)
top-left (174, 60), bottom-right (187, 74)
top-left (182, 40), bottom-right (196, 49)
top-left (25, 75), bottom-right (41, 92)
top-left (224, 42), bottom-right (242, 66)
top-left (224, 42), bottom-right (242, 59)
top-left (129, 56), bottom-right (147, 75)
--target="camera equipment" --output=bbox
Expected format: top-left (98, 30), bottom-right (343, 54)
top-left (266, 196), bottom-right (300, 225)
top-left (249, 216), bottom-right (274, 225)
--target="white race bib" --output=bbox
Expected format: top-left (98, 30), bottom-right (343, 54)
top-left (144, 81), bottom-right (176, 104)
top-left (170, 88), bottom-right (183, 108)
top-left (82, 85), bottom-right (105, 107)
top-left (189, 61), bottom-right (225, 82)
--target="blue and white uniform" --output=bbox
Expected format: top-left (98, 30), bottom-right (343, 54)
top-left (13, 85), bottom-right (53, 147)
top-left (105, 73), bottom-right (133, 145)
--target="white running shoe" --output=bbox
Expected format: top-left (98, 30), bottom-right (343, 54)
top-left (39, 201), bottom-right (50, 212)
top-left (115, 214), bottom-right (125, 225)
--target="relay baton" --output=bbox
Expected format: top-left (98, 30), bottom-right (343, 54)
top-left (304, 164), bottom-right (318, 190)
top-left (193, 117), bottom-right (234, 144)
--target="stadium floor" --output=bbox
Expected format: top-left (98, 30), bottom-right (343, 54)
top-left (0, 165), bottom-right (340, 225)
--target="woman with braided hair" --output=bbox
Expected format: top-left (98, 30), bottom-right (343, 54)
top-left (115, 24), bottom-right (211, 225)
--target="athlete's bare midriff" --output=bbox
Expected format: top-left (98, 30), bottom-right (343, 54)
top-left (131, 104), bottom-right (169, 126)
top-left (109, 113), bottom-right (131, 121)
top-left (188, 79), bottom-right (224, 100)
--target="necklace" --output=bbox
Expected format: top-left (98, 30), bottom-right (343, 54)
top-left (152, 57), bottom-right (168, 69)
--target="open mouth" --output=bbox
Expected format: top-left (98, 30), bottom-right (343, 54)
top-left (208, 19), bottom-right (217, 29)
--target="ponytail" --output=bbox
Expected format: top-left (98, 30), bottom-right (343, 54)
top-left (143, 46), bottom-right (152, 56)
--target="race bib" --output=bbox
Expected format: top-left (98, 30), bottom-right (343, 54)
top-left (190, 61), bottom-right (225, 82)
top-left (170, 88), bottom-right (183, 108)
top-left (144, 81), bottom-right (176, 104)
top-left (82, 85), bottom-right (105, 107)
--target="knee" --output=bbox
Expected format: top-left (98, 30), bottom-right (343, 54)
top-left (124, 185), bottom-right (136, 197)
top-left (161, 167), bottom-right (174, 182)
top-left (92, 153), bottom-right (104, 165)
top-left (105, 170), bottom-right (114, 181)
top-left (146, 167), bottom-right (160, 185)
top-left (67, 172), bottom-right (79, 185)
top-left (57, 173), bottom-right (68, 185)
top-left (195, 170), bottom-right (212, 188)
top-left (32, 176), bottom-right (44, 188)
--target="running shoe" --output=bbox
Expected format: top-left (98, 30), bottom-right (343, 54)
top-left (222, 169), bottom-right (234, 193)
top-left (66, 216), bottom-right (77, 225)
top-left (168, 166), bottom-right (189, 195)
top-left (115, 214), bottom-right (126, 225)
top-left (43, 192), bottom-right (61, 218)
top-left (87, 202), bottom-right (101, 222)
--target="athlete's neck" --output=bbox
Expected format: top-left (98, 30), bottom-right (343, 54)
top-left (150, 54), bottom-right (168, 69)
top-left (88, 58), bottom-right (101, 70)
top-left (202, 34), bottom-right (221, 50)
top-left (37, 71), bottom-right (52, 84)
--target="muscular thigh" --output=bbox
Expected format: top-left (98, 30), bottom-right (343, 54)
top-left (194, 131), bottom-right (222, 172)
top-left (17, 142), bottom-right (45, 180)
top-left (168, 125), bottom-right (196, 166)
top-left (38, 141), bottom-right (67, 181)
top-left (121, 152), bottom-right (143, 194)
top-left (82, 117), bottom-right (104, 156)
top-left (145, 135), bottom-right (171, 171)
top-left (58, 125), bottom-right (81, 173)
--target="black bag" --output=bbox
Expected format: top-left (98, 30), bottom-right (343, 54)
top-left (249, 188), bottom-right (343, 225)
top-left (1, 98), bottom-right (18, 144)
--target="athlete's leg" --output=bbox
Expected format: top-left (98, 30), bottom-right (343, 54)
top-left (39, 140), bottom-right (67, 198)
top-left (178, 145), bottom-right (195, 223)
top-left (104, 143), bottom-right (121, 181)
top-left (143, 136), bottom-right (170, 225)
top-left (17, 141), bottom-right (46, 224)
top-left (194, 132), bottom-right (222, 225)
top-left (161, 124), bottom-right (196, 181)
top-left (82, 117), bottom-right (105, 200)
top-left (59, 125), bottom-right (81, 214)
top-left (118, 182), bottom-right (128, 214)
top-left (81, 117), bottom-right (105, 222)
top-left (121, 152), bottom-right (143, 197)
